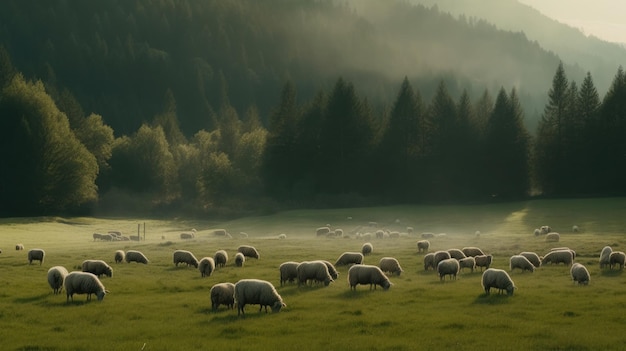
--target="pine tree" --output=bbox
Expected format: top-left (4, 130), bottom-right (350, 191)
top-left (576, 72), bottom-right (600, 193)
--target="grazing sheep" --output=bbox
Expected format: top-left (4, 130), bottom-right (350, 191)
top-left (47, 266), bottom-right (69, 294)
top-left (550, 247), bottom-right (576, 259)
top-left (423, 253), bottom-right (436, 271)
top-left (533, 228), bottom-right (541, 236)
top-left (297, 261), bottom-right (334, 286)
top-left (375, 230), bottom-right (384, 239)
top-left (82, 260), bottom-right (113, 278)
top-left (210, 282), bottom-right (235, 311)
top-left (321, 260), bottom-right (339, 280)
top-left (361, 242), bottom-right (373, 256)
top-left (379, 257), bottom-right (403, 276)
top-left (15, 243), bottom-right (24, 250)
top-left (237, 245), bottom-right (260, 259)
top-left (64, 271), bottom-right (108, 302)
top-left (213, 229), bottom-right (228, 236)
top-left (474, 255), bottom-right (493, 271)
top-left (437, 258), bottom-right (460, 281)
top-left (572, 225), bottom-right (580, 233)
top-left (545, 232), bottom-right (560, 242)
top-left (482, 268), bottom-right (516, 296)
top-left (433, 251), bottom-right (452, 269)
top-left (234, 252), bottom-right (245, 267)
top-left (28, 249), bottom-right (45, 265)
top-left (335, 229), bottom-right (344, 237)
top-left (407, 227), bottom-right (414, 234)
top-left (335, 252), bottom-right (364, 266)
top-left (278, 233), bottom-right (287, 240)
top-left (234, 279), bottom-right (285, 316)
top-left (389, 232), bottom-right (400, 239)
top-left (348, 265), bottom-right (392, 291)
top-left (279, 261), bottom-right (300, 286)
top-left (421, 232), bottom-right (435, 239)
top-left (459, 257), bottom-right (476, 272)
top-left (125, 250), bottom-right (149, 264)
top-left (316, 227), bottom-right (331, 237)
top-left (114, 250), bottom-right (125, 263)
top-left (417, 240), bottom-right (430, 253)
top-left (541, 249), bottom-right (574, 266)
top-left (570, 263), bottom-right (590, 285)
top-left (239, 232), bottom-right (249, 239)
top-left (540, 225), bottom-right (552, 234)
top-left (447, 249), bottom-right (467, 260)
top-left (92, 233), bottom-right (104, 241)
top-left (173, 250), bottom-right (199, 268)
top-left (609, 251), bottom-right (626, 270)
top-left (214, 250), bottom-right (228, 268)
top-left (519, 252), bottom-right (542, 268)
top-left (180, 232), bottom-right (195, 239)
top-left (509, 255), bottom-right (535, 273)
top-left (199, 257), bottom-right (216, 277)
top-left (600, 246), bottom-right (613, 269)
top-left (462, 247), bottom-right (485, 257)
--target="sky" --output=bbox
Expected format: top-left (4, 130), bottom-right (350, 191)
top-left (518, 0), bottom-right (626, 44)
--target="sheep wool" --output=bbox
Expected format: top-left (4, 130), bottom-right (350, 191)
top-left (437, 258), bottom-right (460, 281)
top-left (609, 251), bottom-right (626, 270)
top-left (458, 257), bottom-right (476, 272)
top-left (234, 279), bottom-right (285, 316)
top-left (361, 242), bottom-right (373, 256)
top-left (28, 248), bottom-right (45, 265)
top-left (447, 249), bottom-right (466, 260)
top-left (482, 268), bottom-right (516, 296)
top-left (433, 251), bottom-right (452, 269)
top-left (237, 245), bottom-right (260, 259)
top-left (379, 257), bottom-right (403, 276)
top-left (297, 261), bottom-right (334, 286)
top-left (474, 255), bottom-right (493, 271)
top-left (114, 250), bottom-right (125, 264)
top-left (462, 247), bottom-right (485, 257)
top-left (173, 250), bottom-right (199, 268)
top-left (519, 252), bottom-right (542, 268)
top-left (322, 260), bottom-right (339, 280)
top-left (545, 232), bottom-right (560, 242)
top-left (599, 246), bottom-right (613, 269)
top-left (234, 252), bottom-right (245, 267)
top-left (210, 282), bottom-right (235, 311)
top-left (125, 250), bottom-right (149, 264)
top-left (423, 253), bottom-right (436, 271)
top-left (417, 240), bottom-right (430, 253)
top-left (509, 255), bottom-right (535, 273)
top-left (47, 266), bottom-right (69, 294)
top-left (198, 257), bottom-right (216, 277)
top-left (348, 264), bottom-right (392, 291)
top-left (279, 262), bottom-right (300, 286)
top-left (81, 260), bottom-right (113, 278)
top-left (214, 250), bottom-right (228, 268)
top-left (541, 250), bottom-right (573, 266)
top-left (335, 252), bottom-right (364, 266)
top-left (65, 271), bottom-right (108, 302)
top-left (570, 263), bottom-right (590, 285)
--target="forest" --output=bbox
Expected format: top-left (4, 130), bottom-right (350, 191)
top-left (0, 0), bottom-right (625, 217)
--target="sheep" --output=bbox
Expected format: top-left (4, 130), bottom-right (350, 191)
top-left (297, 261), bottom-right (334, 286)
top-left (210, 283), bottom-right (235, 311)
top-left (234, 279), bottom-right (285, 316)
top-left (361, 242), bottom-right (373, 256)
top-left (481, 268), bottom-right (516, 296)
top-left (237, 245), bottom-right (260, 259)
top-left (114, 250), bottom-right (125, 263)
top-left (474, 255), bottom-right (493, 271)
top-left (533, 228), bottom-right (541, 236)
top-left (234, 252), bottom-right (245, 267)
top-left (316, 227), bottom-right (331, 236)
top-left (550, 247), bottom-right (576, 259)
top-left (407, 227), bottom-right (414, 235)
top-left (199, 257), bottom-right (216, 277)
top-left (239, 232), bottom-right (249, 239)
top-left (572, 225), bottom-right (580, 233)
top-left (461, 247), bottom-right (485, 257)
top-left (92, 233), bottom-right (104, 241)
top-left (173, 249), bottom-right (199, 268)
top-left (64, 271), bottom-right (108, 302)
top-left (509, 255), bottom-right (535, 273)
top-left (15, 243), bottom-right (24, 250)
top-left (278, 233), bottom-right (287, 240)
top-left (27, 249), bottom-right (45, 265)
top-left (81, 260), bottom-right (113, 278)
top-left (421, 232), bottom-right (435, 238)
top-left (459, 257), bottom-right (476, 272)
top-left (335, 252), bottom-right (364, 266)
top-left (433, 251), bottom-right (452, 269)
top-left (519, 252), bottom-right (542, 268)
top-left (416, 240), bottom-right (430, 253)
top-left (609, 251), bottom-right (626, 270)
top-left (540, 225), bottom-right (552, 234)
top-left (423, 253), bottom-right (436, 271)
top-left (348, 264), bottom-right (392, 291)
top-left (545, 232), bottom-right (560, 242)
top-left (125, 250), bottom-right (149, 264)
top-left (600, 246), bottom-right (613, 269)
top-left (389, 232), bottom-right (400, 239)
top-left (321, 260), bottom-right (339, 280)
top-left (335, 229), bottom-right (344, 237)
top-left (447, 249), bottom-right (467, 260)
top-left (213, 229), bottom-right (228, 236)
top-left (47, 266), bottom-right (69, 294)
top-left (375, 230), bottom-right (384, 239)
top-left (379, 257), bottom-right (403, 276)
top-left (214, 250), bottom-right (228, 268)
top-left (180, 232), bottom-right (195, 239)
top-left (541, 249), bottom-right (574, 266)
top-left (437, 258), bottom-right (460, 281)
top-left (570, 263), bottom-right (590, 285)
top-left (279, 261), bottom-right (299, 286)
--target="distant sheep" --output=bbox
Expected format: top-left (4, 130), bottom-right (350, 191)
top-left (433, 251), bottom-right (452, 269)
top-left (421, 232), bottom-right (435, 239)
top-left (15, 243), bottom-right (24, 250)
top-left (375, 230), bottom-right (384, 239)
top-left (92, 233), bottom-right (104, 241)
top-left (82, 260), bottom-right (113, 278)
top-left (533, 228), bottom-right (541, 236)
top-left (474, 255), bottom-right (493, 271)
top-left (447, 249), bottom-right (467, 260)
top-left (234, 279), bottom-right (285, 316)
top-left (437, 258), bottom-right (460, 281)
top-left (545, 232), bottom-right (560, 242)
top-left (214, 250), bottom-right (228, 268)
top-left (279, 261), bottom-right (299, 286)
top-left (239, 232), bottom-right (249, 239)
top-left (482, 268), bottom-right (516, 296)
top-left (379, 257), bottom-right (403, 276)
top-left (210, 282), bottom-right (235, 311)
top-left (316, 227), bottom-right (331, 237)
top-left (64, 271), bottom-right (108, 302)
top-left (213, 229), bottom-right (228, 236)
top-left (361, 242), bottom-right (373, 256)
top-left (541, 249), bottom-right (573, 266)
top-left (173, 250), bottom-right (199, 268)
top-left (198, 257), bottom-right (216, 277)
top-left (297, 261), bottom-right (333, 286)
top-left (237, 245), bottom-right (260, 259)
top-left (462, 247), bottom-right (485, 257)
top-left (335, 252), bottom-right (364, 266)
top-left (278, 233), bottom-right (287, 240)
top-left (28, 249), bottom-right (45, 265)
top-left (572, 225), bottom-right (580, 233)
top-left (348, 264), bottom-right (392, 290)
top-left (509, 255), bottom-right (535, 273)
top-left (234, 252), bottom-right (245, 267)
top-left (599, 246), bottom-right (613, 269)
top-left (609, 251), bottom-right (626, 270)
top-left (570, 263), bottom-right (590, 285)
top-left (180, 232), bottom-right (195, 239)
top-left (417, 240), bottom-right (430, 253)
top-left (47, 266), bottom-right (69, 294)
top-left (540, 225), bottom-right (552, 234)
top-left (423, 253), bottom-right (436, 271)
top-left (335, 229), bottom-right (344, 237)
top-left (459, 257), bottom-right (476, 272)
top-left (114, 250), bottom-right (125, 263)
top-left (125, 250), bottom-right (149, 264)
top-left (519, 252), bottom-right (542, 268)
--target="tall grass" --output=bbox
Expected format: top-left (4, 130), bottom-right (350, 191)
top-left (1, 198), bottom-right (625, 350)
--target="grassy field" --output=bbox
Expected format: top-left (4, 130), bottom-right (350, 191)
top-left (1, 197), bottom-right (626, 350)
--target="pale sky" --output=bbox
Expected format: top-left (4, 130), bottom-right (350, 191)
top-left (518, 0), bottom-right (626, 44)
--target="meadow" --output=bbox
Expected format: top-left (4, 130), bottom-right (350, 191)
top-left (1, 197), bottom-right (626, 351)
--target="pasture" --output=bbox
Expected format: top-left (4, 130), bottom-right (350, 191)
top-left (1, 197), bottom-right (626, 350)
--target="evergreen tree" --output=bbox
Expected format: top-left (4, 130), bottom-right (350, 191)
top-left (455, 89), bottom-right (481, 200)
top-left (576, 72), bottom-right (600, 193)
top-left (0, 45), bottom-right (15, 88)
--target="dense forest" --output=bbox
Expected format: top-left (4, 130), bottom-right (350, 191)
top-left (0, 0), bottom-right (625, 217)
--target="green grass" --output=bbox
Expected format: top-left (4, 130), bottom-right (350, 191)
top-left (1, 198), bottom-right (626, 350)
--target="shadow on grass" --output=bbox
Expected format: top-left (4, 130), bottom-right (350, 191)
top-left (14, 293), bottom-right (49, 304)
top-left (335, 288), bottom-right (385, 299)
top-left (472, 293), bottom-right (513, 305)
top-left (600, 269), bottom-right (623, 277)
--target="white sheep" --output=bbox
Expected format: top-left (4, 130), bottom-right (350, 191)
top-left (423, 253), bottom-right (435, 271)
top-left (180, 232), bottom-right (195, 239)
top-left (114, 250), bottom-right (125, 264)
top-left (437, 258), bottom-right (460, 281)
top-left (462, 247), bottom-right (485, 257)
top-left (214, 250), bottom-right (228, 268)
top-left (482, 268), bottom-right (516, 295)
top-left (572, 225), bottom-right (580, 233)
top-left (433, 251), bottom-right (452, 269)
top-left (239, 232), bottom-right (249, 239)
top-left (335, 252), bottom-right (364, 266)
top-left (375, 230), bottom-right (384, 239)
top-left (213, 229), bottom-right (228, 236)
top-left (125, 250), bottom-right (149, 264)
top-left (550, 247), bottom-right (576, 259)
top-left (81, 260), bottom-right (112, 278)
top-left (278, 233), bottom-right (287, 240)
top-left (599, 246), bottom-right (613, 269)
top-left (447, 249), bottom-right (467, 260)
top-left (234, 252), bottom-right (245, 267)
top-left (361, 242), bottom-right (373, 256)
top-left (198, 257), bottom-right (216, 277)
top-left (16, 243), bottom-right (24, 250)
top-left (348, 264), bottom-right (392, 290)
top-left (47, 266), bottom-right (69, 294)
top-left (417, 240), bottom-right (430, 253)
top-left (378, 257), bottom-right (403, 276)
top-left (421, 232), bottom-right (435, 239)
top-left (545, 232), bottom-right (560, 242)
top-left (64, 271), bottom-right (108, 302)
top-left (459, 257), bottom-right (476, 272)
top-left (316, 227), bottom-right (331, 237)
top-left (297, 261), bottom-right (333, 286)
top-left (474, 255), bottom-right (493, 271)
top-left (173, 250), bottom-right (199, 268)
top-left (570, 263), bottom-right (590, 285)
top-left (237, 245), bottom-right (260, 259)
top-left (279, 261), bottom-right (299, 286)
top-left (210, 282), bottom-right (235, 311)
top-left (509, 255), bottom-right (535, 273)
top-left (541, 250), bottom-right (573, 266)
top-left (533, 228), bottom-right (541, 236)
top-left (519, 252), bottom-right (542, 268)
top-left (609, 251), bottom-right (626, 270)
top-left (540, 225), bottom-right (552, 234)
top-left (28, 248), bottom-right (45, 265)
top-left (234, 279), bottom-right (285, 316)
